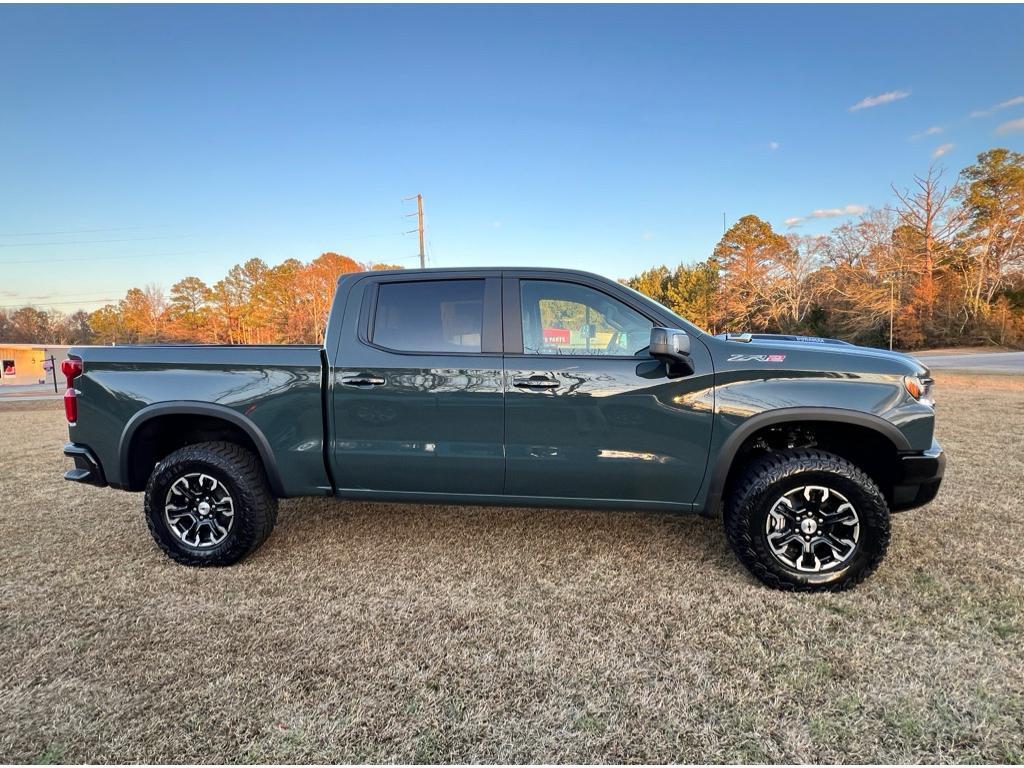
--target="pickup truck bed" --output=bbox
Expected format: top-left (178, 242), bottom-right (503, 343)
top-left (68, 344), bottom-right (330, 497)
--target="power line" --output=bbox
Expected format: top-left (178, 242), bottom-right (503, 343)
top-left (0, 250), bottom-right (203, 266)
top-left (0, 235), bottom-right (184, 249)
top-left (0, 226), bottom-right (154, 238)
top-left (338, 231), bottom-right (407, 243)
top-left (5, 291), bottom-right (119, 300)
top-left (0, 297), bottom-right (116, 309)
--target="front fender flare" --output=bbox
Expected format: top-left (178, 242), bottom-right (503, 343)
top-left (699, 406), bottom-right (912, 516)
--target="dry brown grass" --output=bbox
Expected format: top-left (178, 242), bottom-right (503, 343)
top-left (2, 374), bottom-right (1023, 763)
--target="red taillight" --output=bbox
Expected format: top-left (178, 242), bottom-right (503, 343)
top-left (61, 358), bottom-right (83, 424)
top-left (64, 388), bottom-right (78, 423)
top-left (61, 358), bottom-right (83, 388)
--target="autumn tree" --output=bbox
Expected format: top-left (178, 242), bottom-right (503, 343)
top-left (624, 261), bottom-right (719, 330)
top-left (957, 148), bottom-right (1024, 321)
top-left (712, 215), bottom-right (792, 332)
top-left (209, 259), bottom-right (276, 344)
top-left (7, 307), bottom-right (52, 342)
top-left (4, 249), bottom-right (406, 346)
top-left (815, 209), bottom-right (902, 344)
top-left (36, 310), bottom-right (94, 344)
top-left (773, 235), bottom-right (823, 331)
top-left (88, 304), bottom-right (127, 344)
top-left (258, 259), bottom-right (306, 342)
top-left (118, 285), bottom-right (167, 342)
top-left (290, 252), bottom-right (363, 343)
top-left (624, 266), bottom-right (671, 303)
top-left (62, 310), bottom-right (93, 344)
top-left (167, 276), bottom-right (212, 341)
top-left (891, 166), bottom-right (967, 339)
top-left (665, 261), bottom-right (720, 331)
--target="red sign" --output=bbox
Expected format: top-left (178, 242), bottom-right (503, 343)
top-left (543, 327), bottom-right (570, 345)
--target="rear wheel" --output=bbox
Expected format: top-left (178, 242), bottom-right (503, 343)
top-left (144, 441), bottom-right (277, 566)
top-left (724, 449), bottom-right (890, 591)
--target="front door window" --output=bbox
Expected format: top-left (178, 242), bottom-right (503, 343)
top-left (520, 280), bottom-right (653, 357)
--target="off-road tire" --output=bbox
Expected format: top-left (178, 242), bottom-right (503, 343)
top-left (144, 441), bottom-right (278, 566)
top-left (724, 449), bottom-right (890, 591)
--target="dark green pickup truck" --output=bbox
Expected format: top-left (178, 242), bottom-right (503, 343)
top-left (62, 268), bottom-right (944, 590)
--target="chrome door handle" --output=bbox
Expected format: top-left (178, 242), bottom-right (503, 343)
top-left (513, 376), bottom-right (560, 389)
top-left (342, 375), bottom-right (386, 388)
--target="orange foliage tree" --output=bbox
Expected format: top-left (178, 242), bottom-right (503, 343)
top-left (85, 252), bottom-right (397, 345)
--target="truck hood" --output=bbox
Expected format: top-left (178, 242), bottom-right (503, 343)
top-left (712, 333), bottom-right (929, 376)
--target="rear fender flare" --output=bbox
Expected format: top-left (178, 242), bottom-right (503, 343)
top-left (119, 401), bottom-right (285, 496)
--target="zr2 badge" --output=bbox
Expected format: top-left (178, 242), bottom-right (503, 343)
top-left (727, 354), bottom-right (787, 363)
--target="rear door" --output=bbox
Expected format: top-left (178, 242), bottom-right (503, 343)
top-left (502, 272), bottom-right (714, 507)
top-left (330, 272), bottom-right (505, 496)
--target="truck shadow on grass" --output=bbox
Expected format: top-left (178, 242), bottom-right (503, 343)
top-left (259, 495), bottom-right (740, 585)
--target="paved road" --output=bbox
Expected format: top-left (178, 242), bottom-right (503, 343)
top-left (917, 350), bottom-right (1024, 375)
top-left (0, 383), bottom-right (61, 403)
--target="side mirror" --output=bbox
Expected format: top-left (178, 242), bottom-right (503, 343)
top-left (649, 327), bottom-right (690, 360)
top-left (649, 327), bottom-right (693, 376)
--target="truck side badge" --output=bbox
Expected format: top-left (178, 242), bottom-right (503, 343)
top-left (728, 354), bottom-right (787, 362)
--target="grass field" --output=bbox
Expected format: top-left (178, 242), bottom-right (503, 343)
top-left (1, 373), bottom-right (1022, 763)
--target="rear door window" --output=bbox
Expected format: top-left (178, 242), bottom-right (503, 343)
top-left (372, 279), bottom-right (485, 353)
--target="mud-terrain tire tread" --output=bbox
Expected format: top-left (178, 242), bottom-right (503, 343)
top-left (144, 441), bottom-right (278, 566)
top-left (724, 448), bottom-right (890, 592)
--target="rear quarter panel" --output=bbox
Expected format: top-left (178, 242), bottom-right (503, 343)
top-left (67, 345), bottom-right (329, 496)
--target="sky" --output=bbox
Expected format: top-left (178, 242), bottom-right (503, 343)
top-left (2, 3), bottom-right (1023, 313)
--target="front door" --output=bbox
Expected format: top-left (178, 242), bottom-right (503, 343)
top-left (503, 275), bottom-right (714, 507)
top-left (331, 273), bottom-right (505, 496)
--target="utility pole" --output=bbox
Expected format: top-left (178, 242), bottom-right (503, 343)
top-left (404, 194), bottom-right (426, 269)
top-left (889, 280), bottom-right (895, 351)
top-left (883, 278), bottom-right (895, 350)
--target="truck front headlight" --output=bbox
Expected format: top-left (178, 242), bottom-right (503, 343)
top-left (904, 375), bottom-right (935, 407)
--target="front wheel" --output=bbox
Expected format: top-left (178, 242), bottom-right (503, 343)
top-left (724, 449), bottom-right (890, 591)
top-left (144, 441), bottom-right (278, 566)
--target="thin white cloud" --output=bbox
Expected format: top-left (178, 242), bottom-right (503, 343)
top-left (641, 232), bottom-right (656, 241)
top-left (768, 141), bottom-right (780, 151)
top-left (970, 95), bottom-right (1024, 118)
top-left (785, 204), bottom-right (865, 229)
top-left (932, 143), bottom-right (954, 159)
top-left (488, 221), bottom-right (502, 229)
top-left (810, 204), bottom-right (867, 218)
top-left (850, 90), bottom-right (910, 112)
top-left (911, 126), bottom-right (943, 140)
top-left (996, 117), bottom-right (1024, 135)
